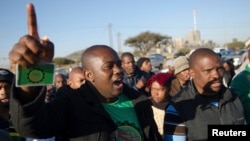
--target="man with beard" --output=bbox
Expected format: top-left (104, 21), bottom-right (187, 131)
top-left (163, 48), bottom-right (245, 141)
top-left (8, 3), bottom-right (162, 141)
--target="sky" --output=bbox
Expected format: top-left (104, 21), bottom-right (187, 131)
top-left (0, 0), bottom-right (250, 66)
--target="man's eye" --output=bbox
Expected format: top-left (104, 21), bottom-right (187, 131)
top-left (103, 61), bottom-right (121, 70)
top-left (218, 67), bottom-right (225, 72)
top-left (103, 64), bottom-right (114, 69)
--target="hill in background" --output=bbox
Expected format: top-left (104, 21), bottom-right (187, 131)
top-left (65, 49), bottom-right (84, 61)
top-left (55, 49), bottom-right (84, 71)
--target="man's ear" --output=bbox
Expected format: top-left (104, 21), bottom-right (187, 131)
top-left (83, 69), bottom-right (94, 82)
top-left (67, 79), bottom-right (70, 85)
top-left (189, 69), bottom-right (195, 79)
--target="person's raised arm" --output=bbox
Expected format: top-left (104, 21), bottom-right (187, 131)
top-left (8, 3), bottom-right (54, 102)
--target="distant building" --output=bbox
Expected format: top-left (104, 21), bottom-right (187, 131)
top-left (185, 30), bottom-right (201, 47)
top-left (173, 38), bottom-right (185, 49)
top-left (0, 58), bottom-right (10, 69)
top-left (183, 8), bottom-right (202, 48)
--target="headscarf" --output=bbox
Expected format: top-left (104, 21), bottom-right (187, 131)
top-left (146, 72), bottom-right (173, 89)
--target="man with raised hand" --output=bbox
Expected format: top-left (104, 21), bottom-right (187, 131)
top-left (9, 3), bottom-right (162, 141)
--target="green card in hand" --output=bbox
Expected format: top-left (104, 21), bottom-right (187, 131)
top-left (16, 63), bottom-right (55, 87)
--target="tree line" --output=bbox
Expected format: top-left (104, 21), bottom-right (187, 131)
top-left (54, 31), bottom-right (245, 66)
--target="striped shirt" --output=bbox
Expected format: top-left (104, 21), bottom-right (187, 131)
top-left (164, 98), bottom-right (219, 141)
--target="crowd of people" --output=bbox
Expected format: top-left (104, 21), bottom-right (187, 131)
top-left (1, 3), bottom-right (250, 141)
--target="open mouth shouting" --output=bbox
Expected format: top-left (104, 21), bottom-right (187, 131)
top-left (113, 77), bottom-right (123, 90)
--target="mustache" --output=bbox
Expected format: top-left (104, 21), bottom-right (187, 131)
top-left (206, 78), bottom-right (222, 85)
top-left (202, 78), bottom-right (222, 92)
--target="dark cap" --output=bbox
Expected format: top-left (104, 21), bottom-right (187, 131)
top-left (137, 57), bottom-right (150, 69)
top-left (0, 68), bottom-right (14, 83)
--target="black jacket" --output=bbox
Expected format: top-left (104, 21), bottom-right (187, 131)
top-left (10, 81), bottom-right (162, 141)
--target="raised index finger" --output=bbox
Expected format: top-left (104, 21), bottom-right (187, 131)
top-left (27, 3), bottom-right (40, 40)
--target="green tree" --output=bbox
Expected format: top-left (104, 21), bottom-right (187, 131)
top-left (226, 38), bottom-right (245, 50)
top-left (124, 31), bottom-right (171, 55)
top-left (132, 49), bottom-right (141, 57)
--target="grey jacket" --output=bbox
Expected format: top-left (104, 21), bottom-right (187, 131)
top-left (170, 81), bottom-right (245, 140)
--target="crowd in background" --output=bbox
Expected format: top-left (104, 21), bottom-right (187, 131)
top-left (2, 39), bottom-right (250, 140)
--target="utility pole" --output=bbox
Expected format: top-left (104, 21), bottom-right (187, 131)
top-left (108, 23), bottom-right (113, 48)
top-left (117, 32), bottom-right (122, 55)
top-left (224, 21), bottom-right (228, 48)
top-left (193, 8), bottom-right (197, 47)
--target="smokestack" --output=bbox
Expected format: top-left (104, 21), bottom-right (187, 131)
top-left (193, 8), bottom-right (197, 31)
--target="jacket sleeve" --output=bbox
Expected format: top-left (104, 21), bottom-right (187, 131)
top-left (10, 85), bottom-right (69, 139)
top-left (230, 71), bottom-right (250, 124)
top-left (164, 104), bottom-right (187, 141)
